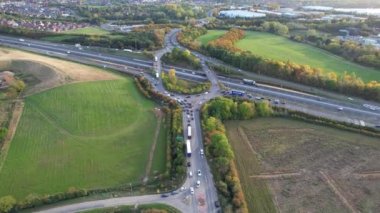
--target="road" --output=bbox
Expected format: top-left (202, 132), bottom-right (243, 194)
top-left (1, 34), bottom-right (379, 127)
top-left (0, 30), bottom-right (380, 212)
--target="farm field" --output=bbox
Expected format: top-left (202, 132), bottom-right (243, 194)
top-left (225, 117), bottom-right (380, 213)
top-left (199, 30), bottom-right (380, 82)
top-left (0, 78), bottom-right (167, 199)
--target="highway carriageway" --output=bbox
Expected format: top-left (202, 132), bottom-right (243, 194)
top-left (170, 70), bottom-right (380, 124)
top-left (1, 35), bottom-right (379, 124)
top-left (0, 36), bottom-right (153, 68)
top-left (222, 80), bottom-right (380, 118)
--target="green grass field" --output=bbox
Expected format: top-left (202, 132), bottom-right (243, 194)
top-left (199, 30), bottom-right (380, 82)
top-left (0, 78), bottom-right (167, 199)
top-left (196, 30), bottom-right (225, 45)
top-left (226, 117), bottom-right (380, 213)
top-left (63, 27), bottom-right (111, 36)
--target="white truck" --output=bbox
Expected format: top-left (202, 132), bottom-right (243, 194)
top-left (187, 125), bottom-right (192, 139)
top-left (186, 140), bottom-right (192, 157)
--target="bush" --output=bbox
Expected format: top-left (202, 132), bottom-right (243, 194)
top-left (0, 196), bottom-right (16, 213)
top-left (161, 69), bottom-right (211, 94)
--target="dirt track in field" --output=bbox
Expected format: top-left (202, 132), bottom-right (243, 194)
top-left (226, 118), bottom-right (380, 213)
top-left (0, 100), bottom-right (24, 172)
top-left (0, 48), bottom-right (119, 95)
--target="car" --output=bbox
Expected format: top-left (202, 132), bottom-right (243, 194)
top-left (190, 187), bottom-right (194, 195)
top-left (19, 39), bottom-right (25, 42)
top-left (66, 51), bottom-right (71, 54)
top-left (189, 171), bottom-right (193, 177)
top-left (274, 99), bottom-right (280, 104)
top-left (161, 194), bottom-right (169, 198)
top-left (204, 92), bottom-right (209, 95)
top-left (191, 117), bottom-right (194, 120)
top-left (196, 180), bottom-right (200, 188)
top-left (187, 162), bottom-right (191, 167)
top-left (200, 149), bottom-right (204, 155)
top-left (337, 107), bottom-right (344, 111)
top-left (197, 170), bottom-right (202, 176)
top-left (171, 191), bottom-right (178, 195)
top-left (215, 201), bottom-right (220, 208)
top-left (348, 97), bottom-right (354, 101)
top-left (186, 95), bottom-right (191, 98)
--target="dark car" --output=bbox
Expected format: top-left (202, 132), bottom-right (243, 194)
top-left (161, 194), bottom-right (169, 198)
top-left (215, 201), bottom-right (220, 208)
top-left (187, 161), bottom-right (191, 167)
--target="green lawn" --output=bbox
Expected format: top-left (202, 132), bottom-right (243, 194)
top-left (63, 27), bottom-right (110, 36)
top-left (0, 78), bottom-right (167, 199)
top-left (196, 30), bottom-right (225, 45)
top-left (200, 30), bottom-right (380, 82)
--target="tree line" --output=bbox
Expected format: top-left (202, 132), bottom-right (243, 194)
top-left (201, 97), bottom-right (273, 212)
top-left (178, 27), bottom-right (380, 101)
top-left (52, 29), bottom-right (167, 50)
top-left (176, 27), bottom-right (207, 50)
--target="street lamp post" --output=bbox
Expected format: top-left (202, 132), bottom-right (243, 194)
top-left (130, 183), bottom-right (132, 195)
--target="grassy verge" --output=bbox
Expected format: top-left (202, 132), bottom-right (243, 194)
top-left (83, 203), bottom-right (180, 213)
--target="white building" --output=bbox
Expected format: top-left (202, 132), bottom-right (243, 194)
top-left (219, 10), bottom-right (266, 18)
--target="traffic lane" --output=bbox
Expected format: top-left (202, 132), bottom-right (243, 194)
top-left (0, 41), bottom-right (153, 71)
top-left (0, 38), bottom-right (153, 69)
top-left (193, 110), bottom-right (218, 213)
top-left (37, 194), bottom-right (188, 213)
top-left (183, 102), bottom-right (209, 212)
top-left (222, 81), bottom-right (380, 118)
top-left (0, 35), bottom-right (154, 66)
top-left (182, 109), bottom-right (200, 211)
top-left (220, 76), bottom-right (380, 114)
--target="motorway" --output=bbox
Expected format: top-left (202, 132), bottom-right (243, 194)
top-left (0, 29), bottom-right (380, 212)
